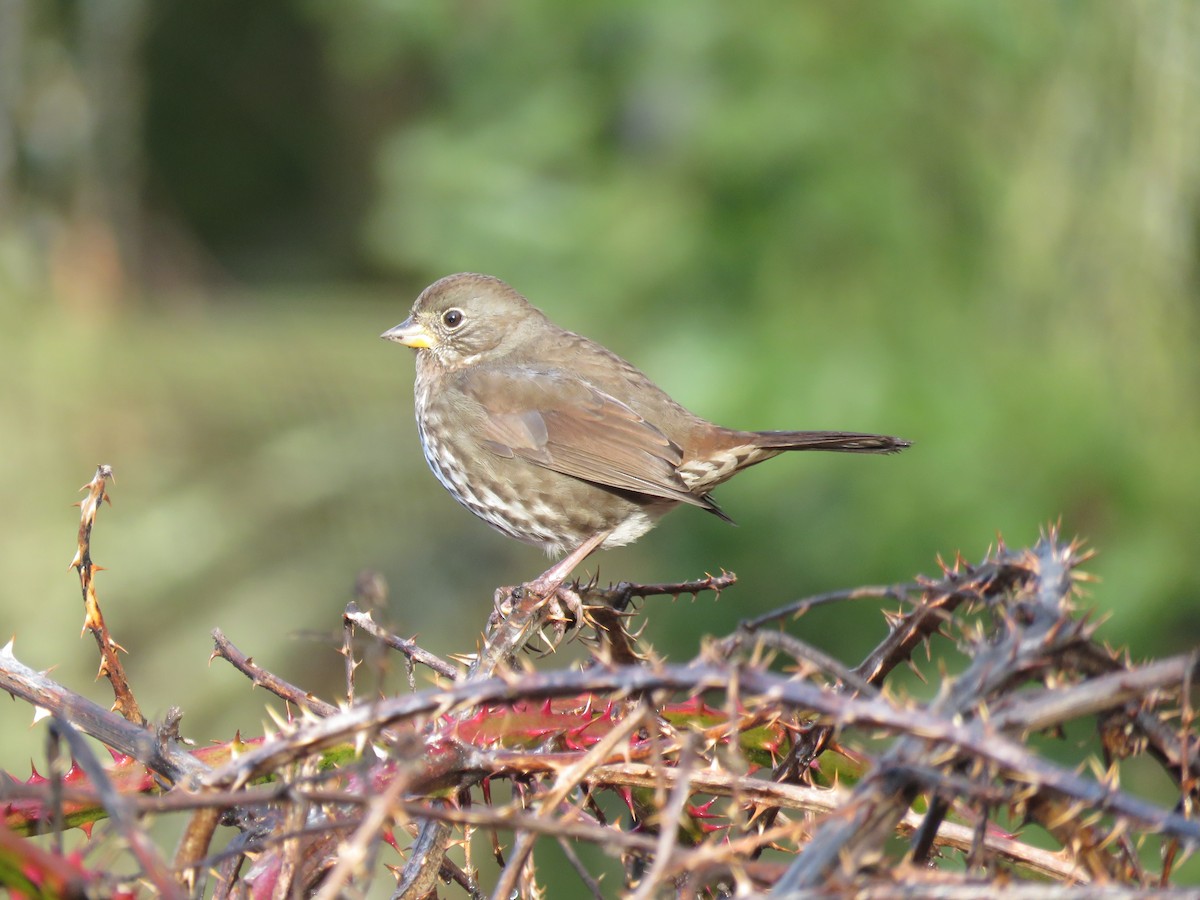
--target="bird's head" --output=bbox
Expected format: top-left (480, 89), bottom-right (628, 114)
top-left (382, 273), bottom-right (547, 370)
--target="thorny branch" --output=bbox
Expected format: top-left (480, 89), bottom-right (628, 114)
top-left (70, 465), bottom-right (144, 725)
top-left (343, 599), bottom-right (461, 684)
top-left (0, 468), bottom-right (1196, 898)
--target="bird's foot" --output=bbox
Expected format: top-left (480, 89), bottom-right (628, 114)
top-left (489, 585), bottom-right (518, 628)
top-left (487, 579), bottom-right (586, 649)
top-left (538, 583), bottom-right (586, 647)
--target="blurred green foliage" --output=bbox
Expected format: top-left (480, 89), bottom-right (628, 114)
top-left (1, 0), bottom-right (1198, 885)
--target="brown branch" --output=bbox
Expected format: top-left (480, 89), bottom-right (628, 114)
top-left (711, 627), bottom-right (879, 695)
top-left (210, 628), bottom-right (340, 718)
top-left (195, 657), bottom-right (1200, 846)
top-left (770, 531), bottom-right (1120, 891)
top-left (740, 581), bottom-right (917, 631)
top-left (391, 796), bottom-right (659, 855)
top-left (396, 581), bottom-right (564, 897)
top-left (311, 765), bottom-right (416, 900)
top-left (989, 653), bottom-right (1200, 734)
top-left (586, 761), bottom-right (1080, 883)
top-left (0, 639), bottom-right (207, 785)
top-left (629, 735), bottom-right (700, 900)
top-left (70, 465), bottom-right (143, 724)
top-left (12, 470), bottom-right (1195, 896)
top-left (343, 600), bottom-right (461, 683)
top-left (580, 570), bottom-right (738, 610)
top-left (490, 705), bottom-right (655, 898)
top-left (49, 719), bottom-right (185, 898)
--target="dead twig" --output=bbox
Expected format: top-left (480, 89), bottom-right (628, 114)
top-left (70, 465), bottom-right (144, 725)
top-left (344, 600), bottom-right (461, 683)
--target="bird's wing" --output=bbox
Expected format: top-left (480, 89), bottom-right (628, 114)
top-left (463, 367), bottom-right (719, 512)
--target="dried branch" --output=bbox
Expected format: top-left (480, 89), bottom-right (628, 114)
top-left (189, 654), bottom-right (1199, 847)
top-left (580, 571), bottom-right (738, 610)
top-left (5, 468), bottom-right (1196, 896)
top-left (989, 653), bottom-right (1199, 734)
top-left (770, 532), bottom-right (1134, 892)
top-left (0, 640), bottom-right (207, 785)
top-left (740, 581), bottom-right (917, 631)
top-left (210, 628), bottom-right (340, 718)
top-left (69, 464), bottom-right (143, 724)
top-left (47, 719), bottom-right (183, 899)
top-left (397, 579), bottom-right (572, 897)
top-left (343, 600), bottom-right (461, 683)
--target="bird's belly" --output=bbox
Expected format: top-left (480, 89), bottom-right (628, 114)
top-left (416, 416), bottom-right (667, 556)
top-left (599, 508), bottom-right (658, 549)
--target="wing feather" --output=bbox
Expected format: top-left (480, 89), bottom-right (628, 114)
top-left (464, 368), bottom-right (716, 511)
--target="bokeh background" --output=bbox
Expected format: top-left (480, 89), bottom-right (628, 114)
top-left (2, 0), bottom-right (1198, 882)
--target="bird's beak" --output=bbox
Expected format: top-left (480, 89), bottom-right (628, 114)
top-left (381, 317), bottom-right (436, 349)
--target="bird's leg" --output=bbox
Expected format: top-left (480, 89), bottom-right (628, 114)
top-left (518, 530), bottom-right (611, 641)
top-left (486, 532), bottom-right (610, 645)
top-left (487, 532), bottom-right (609, 638)
top-left (525, 530), bottom-right (611, 599)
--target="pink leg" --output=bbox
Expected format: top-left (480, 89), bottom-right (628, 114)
top-left (524, 530), bottom-right (611, 599)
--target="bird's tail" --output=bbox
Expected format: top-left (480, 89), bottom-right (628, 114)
top-left (681, 428), bottom-right (910, 495)
top-left (748, 430), bottom-right (911, 454)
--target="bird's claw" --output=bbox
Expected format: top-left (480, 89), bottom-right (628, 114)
top-left (487, 581), bottom-right (586, 650)
top-left (489, 585), bottom-right (519, 628)
top-left (542, 584), bottom-right (586, 645)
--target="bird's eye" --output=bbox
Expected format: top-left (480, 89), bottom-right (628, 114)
top-left (442, 308), bottom-right (464, 329)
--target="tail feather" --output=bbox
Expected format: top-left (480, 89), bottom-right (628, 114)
top-left (750, 430), bottom-right (911, 454)
top-left (678, 428), bottom-right (910, 498)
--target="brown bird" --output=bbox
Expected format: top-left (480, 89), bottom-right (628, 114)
top-left (383, 273), bottom-right (909, 598)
